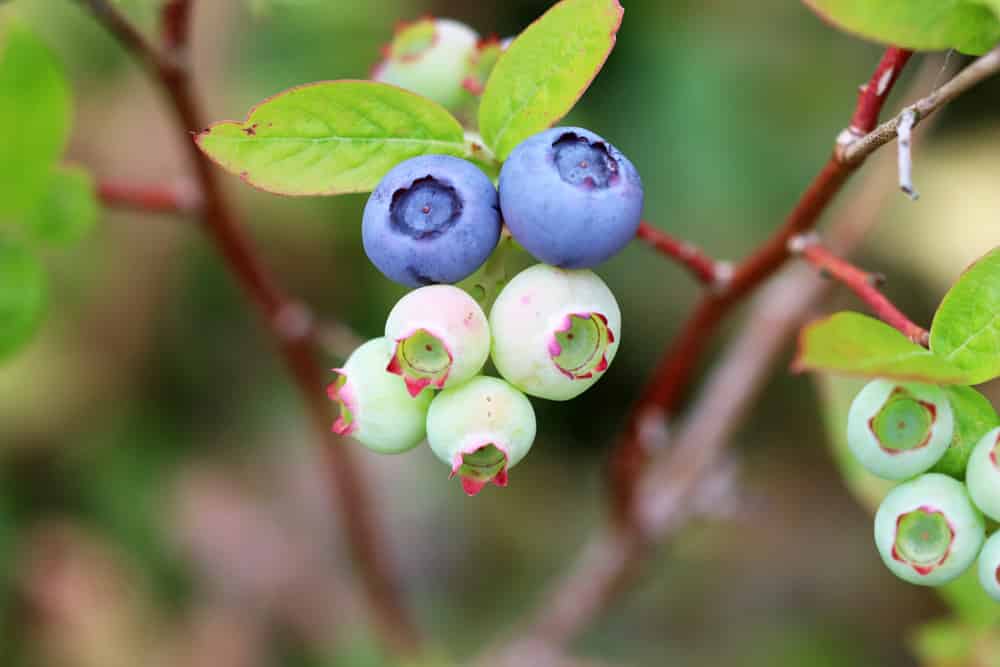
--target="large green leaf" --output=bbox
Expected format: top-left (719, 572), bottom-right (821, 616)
top-left (196, 80), bottom-right (495, 196)
top-left (793, 312), bottom-right (969, 383)
top-left (931, 385), bottom-right (999, 478)
top-left (19, 165), bottom-right (98, 247)
top-left (0, 20), bottom-right (71, 216)
top-left (0, 238), bottom-right (46, 361)
top-left (803, 0), bottom-right (1000, 55)
top-left (930, 247), bottom-right (1000, 385)
top-left (478, 0), bottom-right (623, 160)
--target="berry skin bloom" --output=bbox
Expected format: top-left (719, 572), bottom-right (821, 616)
top-left (384, 285), bottom-right (490, 396)
top-left (498, 127), bottom-right (644, 269)
top-left (371, 18), bottom-right (479, 112)
top-left (874, 473), bottom-right (985, 586)
top-left (977, 531), bottom-right (1000, 602)
top-left (363, 155), bottom-right (501, 288)
top-left (966, 426), bottom-right (1000, 522)
top-left (846, 379), bottom-right (954, 480)
top-left (426, 376), bottom-right (536, 496)
top-left (327, 338), bottom-right (432, 454)
top-left (490, 264), bottom-right (620, 401)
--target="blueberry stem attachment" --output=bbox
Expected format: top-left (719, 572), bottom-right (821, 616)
top-left (790, 235), bottom-right (929, 346)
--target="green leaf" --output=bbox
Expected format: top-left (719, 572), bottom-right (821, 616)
top-left (930, 247), bottom-right (1000, 385)
top-left (19, 165), bottom-right (98, 247)
top-left (478, 0), bottom-right (623, 160)
top-left (196, 80), bottom-right (496, 196)
top-left (931, 385), bottom-right (1000, 478)
top-left (794, 312), bottom-right (970, 383)
top-left (0, 238), bottom-right (46, 362)
top-left (0, 20), bottom-right (71, 216)
top-left (803, 0), bottom-right (1000, 55)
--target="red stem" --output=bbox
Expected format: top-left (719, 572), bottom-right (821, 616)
top-left (97, 180), bottom-right (199, 214)
top-left (77, 0), bottom-right (421, 655)
top-left (635, 221), bottom-right (720, 286)
top-left (849, 49), bottom-right (914, 136)
top-left (798, 242), bottom-right (929, 345)
top-left (608, 47), bottom-right (912, 520)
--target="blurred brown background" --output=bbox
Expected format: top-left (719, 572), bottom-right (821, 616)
top-left (1, 0), bottom-right (999, 665)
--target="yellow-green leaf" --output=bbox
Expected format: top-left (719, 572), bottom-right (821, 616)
top-left (478, 0), bottom-right (623, 160)
top-left (196, 80), bottom-right (495, 196)
top-left (793, 312), bottom-right (969, 383)
top-left (803, 0), bottom-right (1000, 55)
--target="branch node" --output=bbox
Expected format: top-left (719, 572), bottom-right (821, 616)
top-left (711, 261), bottom-right (734, 291)
top-left (636, 408), bottom-right (670, 455)
top-left (274, 302), bottom-right (315, 343)
top-left (786, 232), bottom-right (819, 255)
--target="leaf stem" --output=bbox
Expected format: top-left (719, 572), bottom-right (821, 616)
top-left (76, 0), bottom-right (421, 656)
top-left (791, 236), bottom-right (929, 346)
top-left (635, 221), bottom-right (728, 287)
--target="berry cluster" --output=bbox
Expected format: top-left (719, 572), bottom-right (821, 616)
top-left (336, 120), bottom-right (641, 494)
top-left (847, 379), bottom-right (1000, 599)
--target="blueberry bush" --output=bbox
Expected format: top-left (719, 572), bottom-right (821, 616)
top-left (2, 0), bottom-right (1000, 665)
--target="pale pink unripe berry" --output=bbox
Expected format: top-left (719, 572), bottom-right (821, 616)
top-left (384, 285), bottom-right (490, 397)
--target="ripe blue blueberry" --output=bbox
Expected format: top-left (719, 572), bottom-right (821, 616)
top-left (977, 531), bottom-right (1000, 602)
top-left (498, 127), bottom-right (644, 268)
top-left (371, 18), bottom-right (479, 112)
top-left (846, 379), bottom-right (954, 480)
top-left (327, 338), bottom-right (432, 454)
top-left (426, 376), bottom-right (536, 496)
top-left (490, 264), bottom-right (620, 401)
top-left (966, 427), bottom-right (1000, 522)
top-left (384, 285), bottom-right (491, 396)
top-left (874, 473), bottom-right (984, 586)
top-left (363, 155), bottom-right (501, 287)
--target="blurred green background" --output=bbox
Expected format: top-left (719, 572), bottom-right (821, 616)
top-left (1, 1), bottom-right (999, 665)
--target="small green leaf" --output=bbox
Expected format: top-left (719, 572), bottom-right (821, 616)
top-left (0, 238), bottom-right (46, 362)
top-left (930, 247), bottom-right (1000, 385)
top-left (0, 20), bottom-right (71, 216)
top-left (478, 0), bottom-right (623, 160)
top-left (19, 165), bottom-right (98, 247)
top-left (803, 0), bottom-right (1000, 55)
top-left (931, 385), bottom-right (1000, 478)
top-left (196, 80), bottom-right (495, 196)
top-left (793, 312), bottom-right (969, 383)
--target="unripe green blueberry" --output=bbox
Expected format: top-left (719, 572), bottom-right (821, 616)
top-left (874, 473), bottom-right (984, 586)
top-left (966, 427), bottom-right (1000, 522)
top-left (977, 531), bottom-right (1000, 602)
top-left (847, 379), bottom-right (954, 480)
top-left (385, 285), bottom-right (490, 397)
top-left (489, 264), bottom-right (620, 401)
top-left (426, 376), bottom-right (536, 496)
top-left (371, 18), bottom-right (479, 112)
top-left (327, 338), bottom-right (432, 454)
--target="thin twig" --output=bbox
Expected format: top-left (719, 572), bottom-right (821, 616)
top-left (840, 45), bottom-right (1000, 165)
top-left (896, 109), bottom-right (919, 199)
top-left (97, 180), bottom-right (202, 214)
top-left (791, 236), bottom-right (929, 346)
top-left (635, 221), bottom-right (728, 287)
top-left (75, 0), bottom-right (421, 656)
